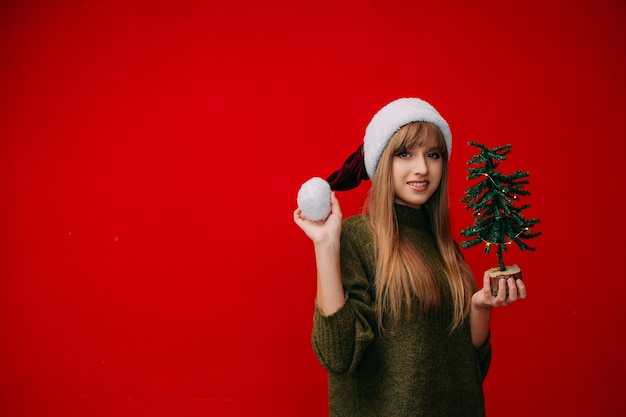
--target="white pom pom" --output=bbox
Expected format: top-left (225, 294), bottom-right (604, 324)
top-left (297, 177), bottom-right (331, 222)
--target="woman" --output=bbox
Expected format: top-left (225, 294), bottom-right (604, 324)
top-left (293, 98), bottom-right (526, 417)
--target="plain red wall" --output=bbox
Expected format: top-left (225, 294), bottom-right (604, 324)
top-left (2, 0), bottom-right (625, 416)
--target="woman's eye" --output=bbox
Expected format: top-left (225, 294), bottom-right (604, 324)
top-left (397, 151), bottom-right (410, 158)
top-left (427, 152), bottom-right (441, 159)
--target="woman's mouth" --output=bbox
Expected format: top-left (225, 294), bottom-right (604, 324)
top-left (407, 181), bottom-right (428, 192)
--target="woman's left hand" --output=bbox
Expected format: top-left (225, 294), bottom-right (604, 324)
top-left (472, 270), bottom-right (527, 309)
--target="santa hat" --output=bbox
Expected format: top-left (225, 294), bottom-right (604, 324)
top-left (297, 97), bottom-right (452, 221)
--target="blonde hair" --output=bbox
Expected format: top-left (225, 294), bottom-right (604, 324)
top-left (365, 122), bottom-right (475, 332)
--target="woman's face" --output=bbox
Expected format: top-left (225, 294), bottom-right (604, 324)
top-left (391, 144), bottom-right (443, 209)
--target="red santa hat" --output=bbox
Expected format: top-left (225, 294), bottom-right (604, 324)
top-left (297, 97), bottom-right (452, 221)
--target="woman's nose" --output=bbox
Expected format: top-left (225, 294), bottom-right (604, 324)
top-left (413, 155), bottom-right (428, 174)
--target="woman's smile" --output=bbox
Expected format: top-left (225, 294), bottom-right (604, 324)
top-left (406, 180), bottom-right (429, 192)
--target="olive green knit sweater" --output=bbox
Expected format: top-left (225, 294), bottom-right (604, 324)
top-left (312, 204), bottom-right (491, 417)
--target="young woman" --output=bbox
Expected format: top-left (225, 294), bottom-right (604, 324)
top-left (293, 98), bottom-right (526, 417)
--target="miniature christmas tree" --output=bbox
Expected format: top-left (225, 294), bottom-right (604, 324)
top-left (459, 142), bottom-right (541, 293)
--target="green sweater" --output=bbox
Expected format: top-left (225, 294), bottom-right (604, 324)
top-left (312, 204), bottom-right (491, 417)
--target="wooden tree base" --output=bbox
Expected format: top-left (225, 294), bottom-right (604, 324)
top-left (487, 264), bottom-right (522, 296)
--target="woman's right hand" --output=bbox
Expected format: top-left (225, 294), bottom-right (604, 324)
top-left (294, 191), bottom-right (345, 315)
top-left (293, 192), bottom-right (343, 245)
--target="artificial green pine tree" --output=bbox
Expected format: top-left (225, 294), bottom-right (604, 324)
top-left (459, 142), bottom-right (541, 275)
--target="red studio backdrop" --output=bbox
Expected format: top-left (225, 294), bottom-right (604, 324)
top-left (2, 1), bottom-right (625, 416)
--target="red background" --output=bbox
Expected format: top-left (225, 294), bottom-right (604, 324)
top-left (2, 1), bottom-right (625, 416)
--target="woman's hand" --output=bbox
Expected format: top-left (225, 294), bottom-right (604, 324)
top-left (293, 192), bottom-right (343, 245)
top-left (472, 270), bottom-right (528, 310)
top-left (294, 192), bottom-right (345, 315)
top-left (470, 269), bottom-right (527, 348)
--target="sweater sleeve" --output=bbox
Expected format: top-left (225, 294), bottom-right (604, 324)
top-left (312, 217), bottom-right (376, 375)
top-left (475, 330), bottom-right (492, 380)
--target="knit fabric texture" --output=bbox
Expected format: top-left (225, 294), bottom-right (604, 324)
top-left (312, 204), bottom-right (491, 417)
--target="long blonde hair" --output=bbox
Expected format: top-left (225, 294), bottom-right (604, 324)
top-left (366, 122), bottom-right (475, 332)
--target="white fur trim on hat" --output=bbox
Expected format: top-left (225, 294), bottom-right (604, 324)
top-left (297, 177), bottom-right (331, 221)
top-left (363, 98), bottom-right (452, 179)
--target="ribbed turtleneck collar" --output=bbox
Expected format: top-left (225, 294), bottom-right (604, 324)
top-left (394, 203), bottom-right (430, 231)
